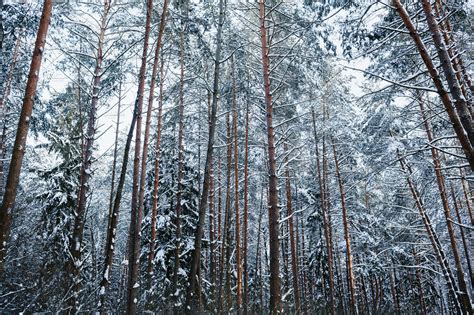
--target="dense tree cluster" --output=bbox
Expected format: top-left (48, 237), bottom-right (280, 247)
top-left (0, 0), bottom-right (472, 314)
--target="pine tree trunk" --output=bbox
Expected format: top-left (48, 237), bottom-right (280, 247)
top-left (283, 143), bottom-right (301, 314)
top-left (392, 0), bottom-right (474, 170)
top-left (0, 0), bottom-right (53, 274)
top-left (125, 0), bottom-right (153, 312)
top-left (421, 0), bottom-right (474, 147)
top-left (148, 55), bottom-right (165, 277)
top-left (173, 25), bottom-right (185, 300)
top-left (134, 0), bottom-right (169, 284)
top-left (332, 142), bottom-right (356, 315)
top-left (258, 1), bottom-right (281, 312)
top-left (418, 96), bottom-right (473, 313)
top-left (69, 2), bottom-right (110, 309)
top-left (187, 0), bottom-right (225, 305)
top-left (398, 155), bottom-right (463, 314)
top-left (311, 108), bottom-right (336, 314)
top-left (243, 103), bottom-right (249, 315)
top-left (450, 185), bottom-right (474, 287)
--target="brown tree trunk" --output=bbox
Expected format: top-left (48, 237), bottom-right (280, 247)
top-left (398, 155), bottom-right (463, 314)
top-left (232, 57), bottom-right (243, 314)
top-left (134, 0), bottom-right (169, 284)
top-left (243, 103), bottom-right (249, 315)
top-left (421, 0), bottom-right (474, 146)
top-left (392, 0), bottom-right (474, 170)
top-left (0, 0), bottom-right (53, 273)
top-left (332, 141), bottom-right (356, 315)
top-left (125, 0), bottom-right (153, 313)
top-left (258, 1), bottom-right (281, 312)
top-left (147, 55), bottom-right (166, 277)
top-left (418, 96), bottom-right (473, 313)
top-left (413, 249), bottom-right (427, 315)
top-left (187, 0), bottom-right (225, 305)
top-left (283, 142), bottom-right (301, 314)
top-left (450, 185), bottom-right (474, 287)
top-left (311, 108), bottom-right (335, 314)
top-left (173, 24), bottom-right (185, 300)
top-left (69, 2), bottom-right (110, 310)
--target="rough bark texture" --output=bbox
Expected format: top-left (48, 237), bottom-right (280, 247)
top-left (258, 1), bottom-right (281, 312)
top-left (0, 0), bottom-right (53, 274)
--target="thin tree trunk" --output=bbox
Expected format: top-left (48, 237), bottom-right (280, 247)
top-left (258, 1), bottom-right (281, 312)
top-left (0, 0), bottom-right (53, 273)
top-left (332, 141), bottom-right (356, 315)
top-left (147, 55), bottom-right (166, 277)
top-left (418, 95), bottom-right (472, 313)
top-left (450, 185), bottom-right (474, 287)
top-left (125, 0), bottom-right (153, 313)
top-left (187, 0), bottom-right (225, 305)
top-left (232, 57), bottom-right (243, 314)
top-left (311, 108), bottom-right (335, 315)
top-left (283, 142), bottom-right (301, 314)
top-left (173, 24), bottom-right (185, 299)
top-left (69, 2), bottom-right (110, 310)
top-left (398, 155), bottom-right (462, 314)
top-left (413, 249), bottom-right (427, 315)
top-left (135, 0), bottom-right (169, 284)
top-left (243, 102), bottom-right (249, 315)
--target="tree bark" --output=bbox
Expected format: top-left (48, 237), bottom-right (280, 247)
top-left (69, 2), bottom-right (110, 310)
top-left (0, 0), bottom-right (53, 274)
top-left (392, 0), bottom-right (474, 170)
top-left (332, 141), bottom-right (356, 315)
top-left (258, 1), bottom-right (281, 312)
top-left (125, 0), bottom-right (153, 313)
top-left (283, 142), bottom-right (301, 314)
top-left (187, 0), bottom-right (225, 305)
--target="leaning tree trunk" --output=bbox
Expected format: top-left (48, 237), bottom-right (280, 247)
top-left (69, 2), bottom-right (110, 310)
top-left (124, 0), bottom-right (153, 313)
top-left (418, 96), bottom-right (473, 313)
top-left (392, 0), bottom-right (474, 170)
top-left (187, 0), bottom-right (225, 305)
top-left (135, 0), bottom-right (169, 282)
top-left (258, 1), bottom-right (281, 312)
top-left (0, 0), bottom-right (53, 274)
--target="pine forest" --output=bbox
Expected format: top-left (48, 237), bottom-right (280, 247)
top-left (0, 0), bottom-right (473, 313)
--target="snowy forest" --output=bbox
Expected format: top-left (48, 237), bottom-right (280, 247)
top-left (0, 0), bottom-right (473, 313)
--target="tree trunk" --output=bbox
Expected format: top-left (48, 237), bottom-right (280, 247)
top-left (392, 0), bottom-right (474, 170)
top-left (69, 2), bottom-right (110, 310)
top-left (125, 0), bottom-right (153, 313)
top-left (283, 142), bottom-right (301, 314)
top-left (332, 141), bottom-right (356, 315)
top-left (311, 108), bottom-right (335, 315)
top-left (243, 102), bottom-right (249, 315)
top-left (0, 0), bottom-right (53, 273)
top-left (187, 0), bottom-right (225, 306)
top-left (418, 96), bottom-right (472, 313)
top-left (258, 1), bottom-right (281, 312)
top-left (398, 155), bottom-right (463, 314)
top-left (147, 55), bottom-right (166, 277)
